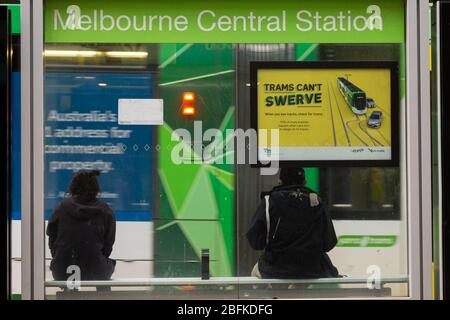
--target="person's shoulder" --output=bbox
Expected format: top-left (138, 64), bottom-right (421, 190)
top-left (280, 186), bottom-right (325, 208)
top-left (298, 187), bottom-right (325, 205)
top-left (96, 200), bottom-right (115, 216)
top-left (55, 197), bottom-right (72, 210)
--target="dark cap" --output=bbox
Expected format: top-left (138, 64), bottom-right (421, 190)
top-left (279, 167), bottom-right (306, 186)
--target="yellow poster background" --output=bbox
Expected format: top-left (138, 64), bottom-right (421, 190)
top-left (257, 68), bottom-right (391, 148)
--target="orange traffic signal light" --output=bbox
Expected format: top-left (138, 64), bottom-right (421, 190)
top-left (183, 92), bottom-right (195, 101)
top-left (181, 106), bottom-right (195, 116)
top-left (181, 92), bottom-right (196, 116)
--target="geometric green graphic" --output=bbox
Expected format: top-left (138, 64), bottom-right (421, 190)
top-left (156, 43), bottom-right (235, 277)
top-left (158, 117), bottom-right (235, 276)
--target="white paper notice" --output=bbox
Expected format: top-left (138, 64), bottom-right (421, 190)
top-left (118, 99), bottom-right (163, 125)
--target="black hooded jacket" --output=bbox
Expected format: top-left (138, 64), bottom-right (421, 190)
top-left (246, 184), bottom-right (339, 279)
top-left (46, 196), bottom-right (116, 280)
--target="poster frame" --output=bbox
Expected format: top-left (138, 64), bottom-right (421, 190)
top-left (250, 60), bottom-right (400, 168)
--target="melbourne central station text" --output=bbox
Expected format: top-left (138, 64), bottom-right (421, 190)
top-left (54, 8), bottom-right (384, 32)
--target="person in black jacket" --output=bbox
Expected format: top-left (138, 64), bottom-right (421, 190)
top-left (47, 170), bottom-right (116, 281)
top-left (246, 167), bottom-right (339, 279)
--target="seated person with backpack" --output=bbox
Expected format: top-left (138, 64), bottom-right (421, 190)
top-left (246, 168), bottom-right (339, 279)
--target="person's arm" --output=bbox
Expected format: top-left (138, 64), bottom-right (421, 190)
top-left (322, 204), bottom-right (338, 252)
top-left (46, 206), bottom-right (59, 257)
top-left (246, 200), bottom-right (268, 250)
top-left (102, 208), bottom-right (116, 258)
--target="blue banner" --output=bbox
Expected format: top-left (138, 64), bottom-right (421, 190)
top-left (44, 72), bottom-right (155, 221)
top-left (12, 72), bottom-right (21, 220)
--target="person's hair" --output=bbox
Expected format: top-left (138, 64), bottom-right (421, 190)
top-left (279, 167), bottom-right (306, 186)
top-left (68, 170), bottom-right (100, 202)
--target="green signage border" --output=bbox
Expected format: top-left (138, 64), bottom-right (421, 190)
top-left (44, 0), bottom-right (405, 43)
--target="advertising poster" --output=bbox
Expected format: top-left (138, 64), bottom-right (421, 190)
top-left (44, 72), bottom-right (155, 221)
top-left (251, 61), bottom-right (399, 166)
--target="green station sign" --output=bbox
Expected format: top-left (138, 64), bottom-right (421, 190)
top-left (44, 0), bottom-right (405, 43)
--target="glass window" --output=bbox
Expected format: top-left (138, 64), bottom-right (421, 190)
top-left (43, 42), bottom-right (238, 299)
top-left (235, 43), bottom-right (407, 298)
top-left (41, 0), bottom-right (409, 299)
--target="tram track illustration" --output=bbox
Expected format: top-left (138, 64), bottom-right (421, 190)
top-left (326, 80), bottom-right (338, 146)
top-left (330, 82), bottom-right (370, 147)
top-left (329, 80), bottom-right (351, 146)
top-left (374, 128), bottom-right (390, 145)
top-left (345, 119), bottom-right (369, 146)
top-left (328, 80), bottom-right (389, 147)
